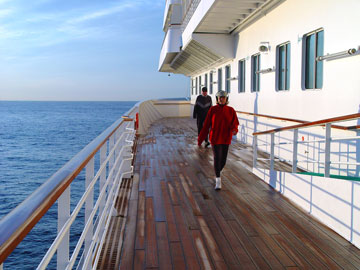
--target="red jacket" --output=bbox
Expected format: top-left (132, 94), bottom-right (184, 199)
top-left (198, 104), bottom-right (239, 145)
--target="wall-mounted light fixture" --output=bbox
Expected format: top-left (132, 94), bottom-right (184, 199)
top-left (259, 42), bottom-right (270, 53)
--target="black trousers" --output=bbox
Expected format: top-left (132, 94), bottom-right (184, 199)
top-left (212, 144), bottom-right (229, 177)
top-left (197, 117), bottom-right (208, 143)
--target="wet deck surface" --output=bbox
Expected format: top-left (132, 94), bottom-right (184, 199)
top-left (99, 117), bottom-right (360, 269)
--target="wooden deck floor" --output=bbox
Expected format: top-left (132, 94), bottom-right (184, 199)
top-left (99, 117), bottom-right (360, 269)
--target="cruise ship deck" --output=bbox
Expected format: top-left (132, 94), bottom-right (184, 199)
top-left (97, 117), bottom-right (360, 270)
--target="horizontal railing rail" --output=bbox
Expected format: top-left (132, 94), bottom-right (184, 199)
top-left (252, 113), bottom-right (360, 178)
top-left (253, 113), bottom-right (360, 136)
top-left (0, 104), bottom-right (139, 269)
top-left (237, 110), bottom-right (359, 131)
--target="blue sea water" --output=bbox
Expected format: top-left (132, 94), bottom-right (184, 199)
top-left (0, 101), bottom-right (137, 269)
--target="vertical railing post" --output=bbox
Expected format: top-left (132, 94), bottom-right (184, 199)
top-left (57, 185), bottom-right (70, 270)
top-left (253, 135), bottom-right (258, 168)
top-left (270, 133), bottom-right (275, 171)
top-left (99, 144), bottom-right (107, 215)
top-left (109, 134), bottom-right (115, 184)
top-left (324, 123), bottom-right (331, 177)
top-left (108, 133), bottom-right (118, 217)
top-left (292, 129), bottom-right (299, 173)
top-left (84, 157), bottom-right (94, 269)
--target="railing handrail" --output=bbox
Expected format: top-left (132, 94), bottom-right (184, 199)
top-left (0, 106), bottom-right (137, 264)
top-left (252, 113), bottom-right (360, 136)
top-left (237, 110), bottom-right (359, 131)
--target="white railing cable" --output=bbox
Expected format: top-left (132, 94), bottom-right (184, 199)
top-left (68, 141), bottom-right (133, 269)
top-left (84, 164), bottom-right (133, 270)
top-left (82, 133), bottom-right (134, 269)
top-left (252, 113), bottom-right (359, 178)
top-left (71, 151), bottom-right (133, 270)
top-left (37, 124), bottom-right (135, 269)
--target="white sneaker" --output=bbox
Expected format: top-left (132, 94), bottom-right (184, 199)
top-left (215, 177), bottom-right (221, 190)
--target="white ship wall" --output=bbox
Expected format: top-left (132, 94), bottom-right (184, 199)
top-left (191, 0), bottom-right (360, 121)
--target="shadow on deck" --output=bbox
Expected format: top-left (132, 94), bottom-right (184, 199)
top-left (99, 117), bottom-right (360, 269)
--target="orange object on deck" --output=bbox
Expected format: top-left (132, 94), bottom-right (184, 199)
top-left (135, 113), bottom-right (139, 130)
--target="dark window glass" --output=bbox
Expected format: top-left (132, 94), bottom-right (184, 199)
top-left (277, 42), bottom-right (291, 90)
top-left (316, 31), bottom-right (324, 88)
top-left (199, 76), bottom-right (202, 93)
top-left (225, 65), bottom-right (231, 93)
top-left (191, 79), bottom-right (194, 95)
top-left (305, 29), bottom-right (324, 89)
top-left (210, 72), bottom-right (213, 94)
top-left (238, 59), bottom-right (245, 93)
top-left (218, 68), bottom-right (222, 92)
top-left (195, 77), bottom-right (198, 95)
top-left (251, 54), bottom-right (260, 92)
top-left (205, 73), bottom-right (208, 88)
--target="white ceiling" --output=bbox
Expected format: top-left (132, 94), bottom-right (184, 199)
top-left (195, 0), bottom-right (269, 34)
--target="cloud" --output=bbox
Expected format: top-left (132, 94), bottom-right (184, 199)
top-left (66, 2), bottom-right (138, 25)
top-left (0, 8), bottom-right (13, 17)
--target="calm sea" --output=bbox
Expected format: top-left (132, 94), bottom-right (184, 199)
top-left (0, 101), bottom-right (137, 269)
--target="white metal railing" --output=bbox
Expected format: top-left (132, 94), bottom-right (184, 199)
top-left (0, 105), bottom-right (138, 269)
top-left (181, 0), bottom-right (201, 32)
top-left (252, 113), bottom-right (360, 179)
top-left (39, 128), bottom-right (135, 270)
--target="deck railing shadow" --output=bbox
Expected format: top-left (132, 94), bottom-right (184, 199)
top-left (242, 112), bottom-right (360, 248)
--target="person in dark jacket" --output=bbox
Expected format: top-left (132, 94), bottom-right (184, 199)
top-left (198, 90), bottom-right (239, 190)
top-left (193, 87), bottom-right (212, 147)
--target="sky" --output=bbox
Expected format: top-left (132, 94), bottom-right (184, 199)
top-left (0, 0), bottom-right (189, 101)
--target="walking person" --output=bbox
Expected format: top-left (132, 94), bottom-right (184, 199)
top-left (198, 91), bottom-right (239, 190)
top-left (193, 87), bottom-right (212, 147)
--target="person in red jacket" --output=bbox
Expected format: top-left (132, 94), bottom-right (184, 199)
top-left (198, 91), bottom-right (239, 190)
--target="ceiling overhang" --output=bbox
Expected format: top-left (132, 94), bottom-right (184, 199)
top-left (169, 33), bottom-right (234, 76)
top-left (160, 0), bottom-right (285, 76)
top-left (158, 25), bottom-right (182, 73)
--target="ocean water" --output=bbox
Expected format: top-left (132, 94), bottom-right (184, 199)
top-left (0, 101), bottom-right (137, 269)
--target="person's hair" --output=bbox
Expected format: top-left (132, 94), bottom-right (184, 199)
top-left (201, 87), bottom-right (208, 92)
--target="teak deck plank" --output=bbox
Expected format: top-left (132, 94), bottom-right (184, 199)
top-left (98, 117), bottom-right (360, 269)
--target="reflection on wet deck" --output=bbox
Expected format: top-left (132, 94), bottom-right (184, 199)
top-left (99, 117), bottom-right (360, 269)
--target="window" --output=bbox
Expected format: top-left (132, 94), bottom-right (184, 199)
top-left (205, 73), bottom-right (208, 88)
top-left (276, 42), bottom-right (291, 90)
top-left (251, 54), bottom-right (260, 92)
top-left (303, 29), bottom-right (324, 89)
top-left (195, 77), bottom-right (198, 95)
top-left (225, 65), bottom-right (231, 93)
top-left (210, 72), bottom-right (213, 94)
top-left (238, 59), bottom-right (245, 93)
top-left (191, 79), bottom-right (194, 95)
top-left (199, 76), bottom-right (202, 93)
top-left (218, 68), bottom-right (222, 92)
